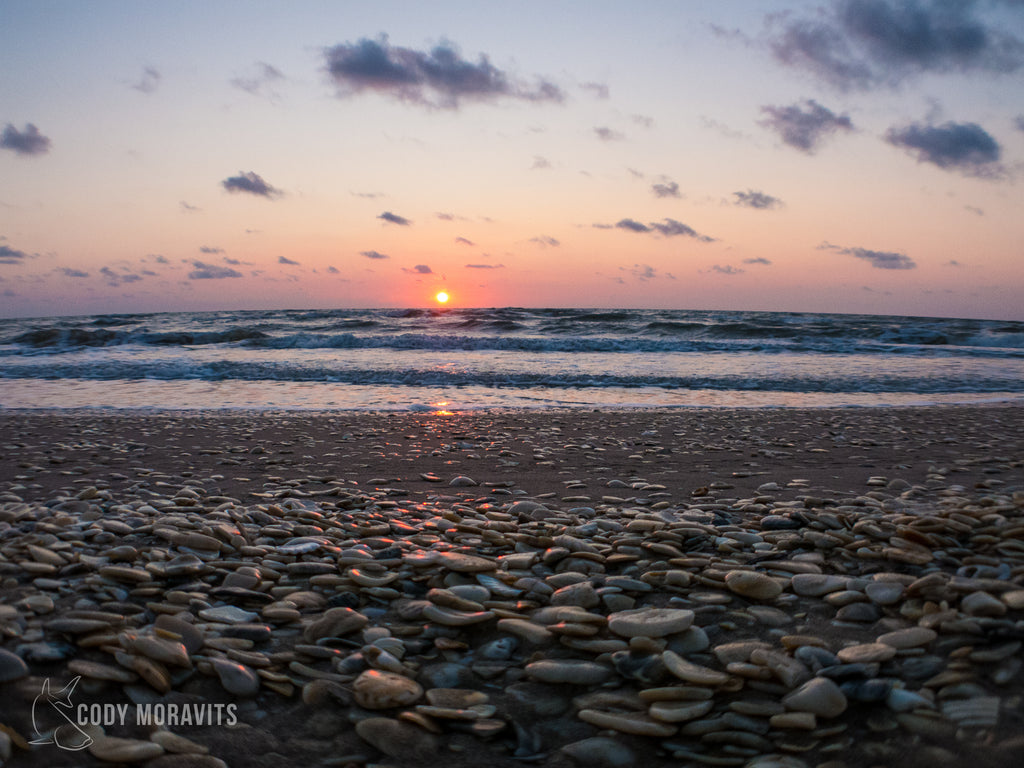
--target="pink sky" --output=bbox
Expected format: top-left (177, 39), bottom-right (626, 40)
top-left (2, 1), bottom-right (1023, 319)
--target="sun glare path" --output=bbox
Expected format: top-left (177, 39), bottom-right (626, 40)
top-left (435, 291), bottom-right (449, 304)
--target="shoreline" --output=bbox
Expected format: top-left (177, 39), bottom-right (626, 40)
top-left (0, 404), bottom-right (1022, 767)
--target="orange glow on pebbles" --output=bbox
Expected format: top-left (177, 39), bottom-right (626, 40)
top-left (432, 401), bottom-right (454, 415)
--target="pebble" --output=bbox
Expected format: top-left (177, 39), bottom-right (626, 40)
top-left (89, 736), bottom-right (166, 763)
top-left (525, 659), bottom-right (613, 685)
top-left (561, 736), bottom-right (637, 768)
top-left (724, 570), bottom-right (784, 600)
top-left (210, 657), bottom-right (260, 696)
top-left (352, 669), bottom-right (424, 709)
top-left (836, 642), bottom-right (897, 664)
top-left (198, 606), bottom-right (258, 625)
top-left (355, 717), bottom-right (439, 761)
top-left (783, 677), bottom-right (848, 718)
top-left (2, 408), bottom-right (1023, 768)
top-left (608, 608), bottom-right (694, 637)
top-left (0, 648), bottom-right (29, 682)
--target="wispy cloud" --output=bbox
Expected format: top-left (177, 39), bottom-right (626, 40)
top-left (323, 35), bottom-right (563, 109)
top-left (0, 244), bottom-right (30, 264)
top-left (221, 171), bottom-right (282, 198)
top-left (743, 257), bottom-right (773, 265)
top-left (711, 264), bottom-right (745, 275)
top-left (378, 211), bottom-right (411, 226)
top-left (605, 218), bottom-right (714, 241)
top-left (733, 189), bottom-right (783, 209)
top-left (622, 264), bottom-right (674, 281)
top-left (821, 241), bottom-right (917, 269)
top-left (580, 81), bottom-right (610, 99)
top-left (529, 235), bottom-right (560, 247)
top-left (531, 155), bottom-right (552, 170)
top-left (188, 261), bottom-right (244, 279)
top-left (180, 201), bottom-right (201, 213)
top-left (759, 100), bottom-right (854, 153)
top-left (59, 267), bottom-right (89, 278)
top-left (232, 62), bottom-right (284, 96)
top-left (466, 263), bottom-right (504, 269)
top-left (594, 126), bottom-right (624, 141)
top-left (766, 0), bottom-right (1024, 91)
top-left (132, 66), bottom-right (161, 94)
top-left (100, 266), bottom-right (143, 286)
top-left (885, 120), bottom-right (1004, 177)
top-left (651, 180), bottom-right (681, 198)
top-left (278, 255), bottom-right (300, 265)
top-left (1, 123), bottom-right (51, 156)
top-left (402, 264), bottom-right (433, 274)
top-left (454, 237), bottom-right (474, 246)
top-left (360, 250), bottom-right (389, 260)
top-left (200, 246), bottom-right (224, 254)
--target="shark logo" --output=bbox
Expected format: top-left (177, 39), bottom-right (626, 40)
top-left (28, 677), bottom-right (93, 751)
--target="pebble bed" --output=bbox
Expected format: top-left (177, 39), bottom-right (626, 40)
top-left (0, 407), bottom-right (1022, 768)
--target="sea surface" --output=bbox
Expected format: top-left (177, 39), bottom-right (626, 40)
top-left (1, 308), bottom-right (1023, 411)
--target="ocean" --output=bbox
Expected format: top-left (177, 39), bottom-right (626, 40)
top-left (1, 307), bottom-right (1023, 411)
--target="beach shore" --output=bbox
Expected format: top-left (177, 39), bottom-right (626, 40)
top-left (0, 405), bottom-right (1022, 767)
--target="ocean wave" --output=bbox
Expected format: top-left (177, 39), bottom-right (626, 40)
top-left (2, 359), bottom-right (1021, 394)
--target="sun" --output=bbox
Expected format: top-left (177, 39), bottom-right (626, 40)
top-left (435, 291), bottom-right (450, 304)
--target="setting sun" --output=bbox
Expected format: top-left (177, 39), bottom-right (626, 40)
top-left (435, 291), bottom-right (450, 304)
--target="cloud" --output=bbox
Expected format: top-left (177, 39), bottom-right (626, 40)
top-left (1, 123), bottom-right (51, 156)
top-left (744, 257), bottom-right (773, 265)
top-left (132, 66), bottom-right (161, 94)
top-left (180, 201), bottom-right (201, 213)
top-left (733, 189), bottom-right (783, 209)
top-left (650, 218), bottom-right (715, 241)
top-left (608, 218), bottom-right (714, 241)
top-left (59, 267), bottom-right (89, 278)
top-left (580, 81), bottom-right (610, 99)
top-left (885, 120), bottom-right (1004, 177)
top-left (1016, 114), bottom-right (1024, 131)
top-left (615, 218), bottom-right (650, 233)
top-left (360, 250), bottom-right (389, 260)
top-left (223, 257), bottom-right (241, 265)
top-left (945, 259), bottom-right (965, 267)
top-left (153, 255), bottom-right (169, 264)
top-left (622, 264), bottom-right (674, 281)
top-left (529, 235), bottom-right (560, 247)
top-left (327, 265), bottom-right (340, 274)
top-left (231, 62), bottom-right (284, 96)
top-left (278, 255), bottom-right (300, 265)
top-left (632, 114), bottom-right (654, 128)
top-left (651, 181), bottom-right (681, 198)
top-left (0, 244), bottom-right (29, 264)
top-left (711, 264), bottom-right (745, 275)
top-left (767, 0), bottom-right (1024, 91)
top-left (465, 263), bottom-right (504, 269)
top-left (403, 264), bottom-right (433, 274)
top-left (221, 171), bottom-right (282, 198)
top-left (759, 100), bottom-right (854, 152)
top-left (323, 35), bottom-right (563, 109)
top-left (100, 266), bottom-right (143, 286)
top-left (531, 155), bottom-right (552, 169)
top-left (822, 241), bottom-right (917, 269)
top-left (594, 126), bottom-right (624, 141)
top-left (454, 237), bottom-right (474, 246)
top-left (200, 246), bottom-right (224, 254)
top-left (188, 260), bottom-right (243, 279)
top-left (378, 211), bottom-right (411, 226)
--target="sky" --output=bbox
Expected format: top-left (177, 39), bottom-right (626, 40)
top-left (1, 0), bottom-right (1023, 320)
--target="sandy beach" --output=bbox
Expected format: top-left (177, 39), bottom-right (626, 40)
top-left (0, 405), bottom-right (1022, 767)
